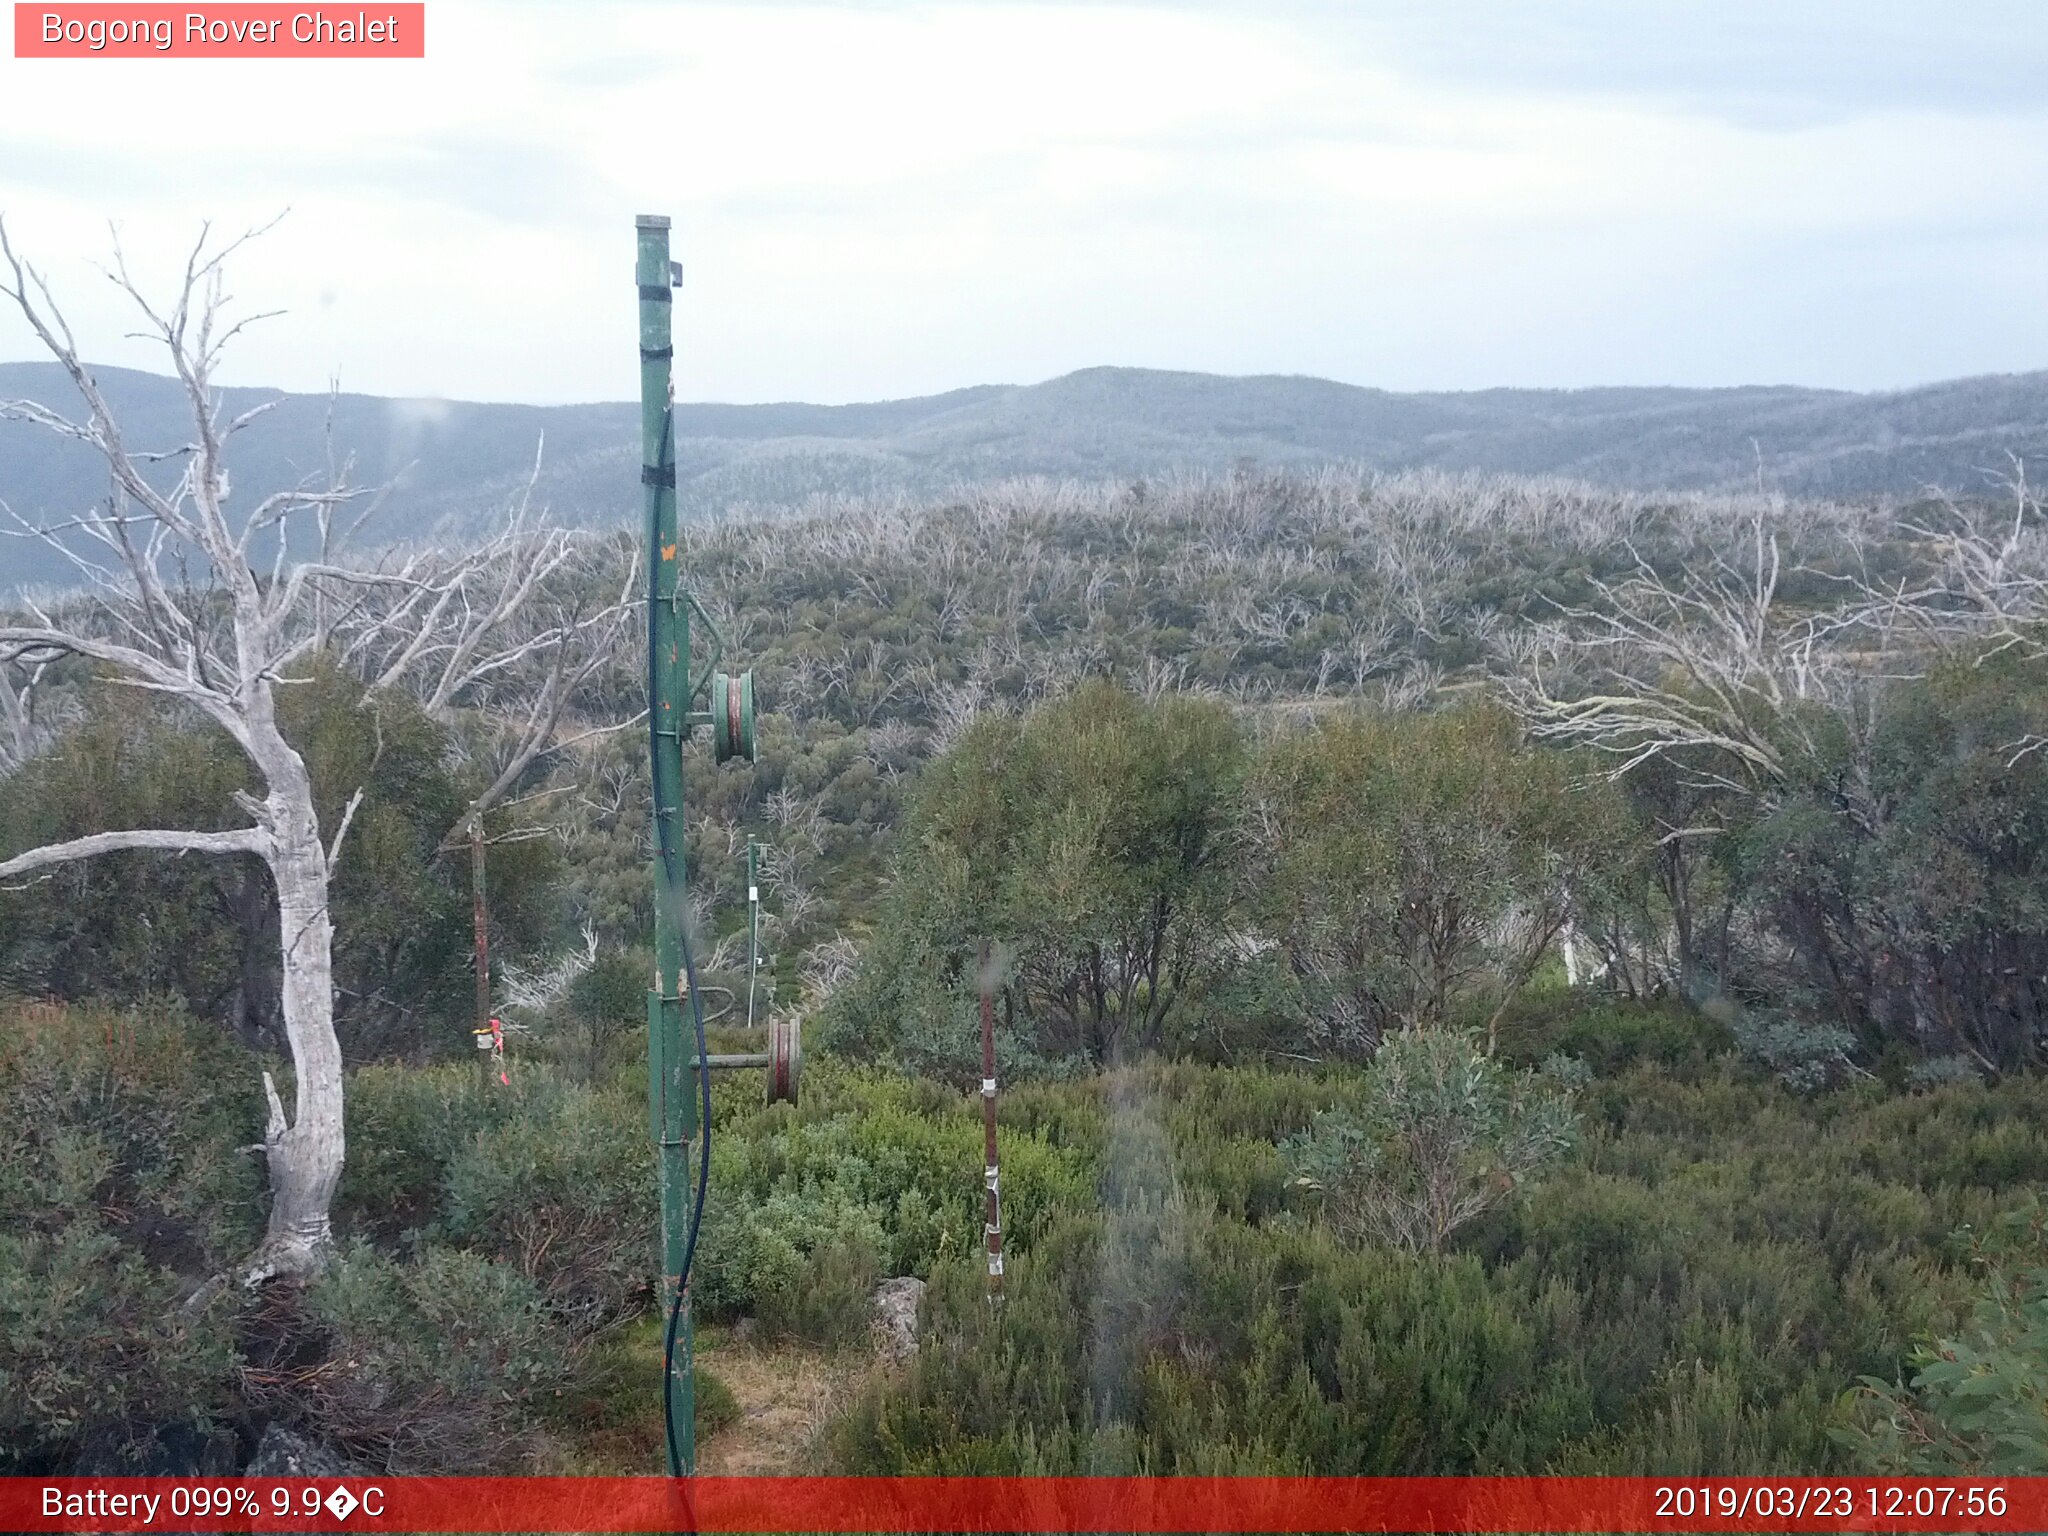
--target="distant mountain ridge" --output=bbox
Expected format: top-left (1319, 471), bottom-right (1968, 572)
top-left (3, 360), bottom-right (2045, 589)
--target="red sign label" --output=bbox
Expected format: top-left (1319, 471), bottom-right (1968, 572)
top-left (0, 1477), bottom-right (2039, 1533)
top-left (13, 3), bottom-right (425, 56)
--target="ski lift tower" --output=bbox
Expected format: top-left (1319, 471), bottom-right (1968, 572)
top-left (635, 213), bottom-right (797, 1477)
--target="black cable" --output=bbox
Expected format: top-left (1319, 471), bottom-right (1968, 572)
top-left (645, 398), bottom-right (712, 1478)
top-left (661, 916), bottom-right (713, 1478)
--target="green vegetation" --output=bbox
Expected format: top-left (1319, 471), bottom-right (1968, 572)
top-left (828, 679), bottom-right (1246, 1077)
top-left (13, 985), bottom-right (2048, 1476)
top-left (1281, 1028), bottom-right (1585, 1253)
top-left (1249, 705), bottom-right (1630, 1052)
top-left (0, 1003), bottom-right (253, 1472)
top-left (0, 664), bottom-right (557, 1060)
top-left (1741, 652), bottom-right (2048, 1074)
top-left (1840, 1199), bottom-right (2048, 1475)
top-left (7, 467), bottom-right (2048, 1478)
top-left (832, 1043), bottom-right (2048, 1476)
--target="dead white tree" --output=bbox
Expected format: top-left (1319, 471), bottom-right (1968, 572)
top-left (0, 217), bottom-right (376, 1280)
top-left (1892, 463), bottom-right (2048, 648)
top-left (338, 512), bottom-right (640, 840)
top-left (0, 649), bottom-right (61, 770)
top-left (1497, 509), bottom-right (1909, 995)
top-left (1502, 514), bottom-right (1870, 793)
top-left (1874, 464), bottom-right (2048, 761)
top-left (0, 218), bottom-right (626, 1281)
top-left (317, 449), bottom-right (640, 1070)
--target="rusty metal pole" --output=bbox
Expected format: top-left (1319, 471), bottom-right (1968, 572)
top-left (979, 939), bottom-right (1004, 1300)
top-left (470, 812), bottom-right (491, 1093)
top-left (746, 837), bottom-right (761, 1031)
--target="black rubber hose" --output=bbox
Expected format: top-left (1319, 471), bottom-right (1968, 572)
top-left (647, 401), bottom-right (712, 1478)
top-left (661, 917), bottom-right (713, 1477)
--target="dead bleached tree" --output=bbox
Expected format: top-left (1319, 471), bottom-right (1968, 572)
top-left (0, 218), bottom-right (626, 1281)
top-left (0, 216), bottom-right (375, 1282)
top-left (1876, 463), bottom-right (2048, 762)
top-left (338, 500), bottom-right (640, 838)
top-left (1891, 463), bottom-right (2048, 650)
top-left (0, 649), bottom-right (62, 771)
top-left (1502, 513), bottom-right (1870, 794)
top-left (1496, 511), bottom-right (1890, 995)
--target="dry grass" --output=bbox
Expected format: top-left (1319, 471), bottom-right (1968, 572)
top-left (695, 1332), bottom-right (870, 1474)
top-left (549, 1314), bottom-right (891, 1474)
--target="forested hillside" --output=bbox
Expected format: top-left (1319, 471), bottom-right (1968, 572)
top-left (7, 359), bottom-right (2048, 592)
top-left (8, 461), bottom-right (2048, 1476)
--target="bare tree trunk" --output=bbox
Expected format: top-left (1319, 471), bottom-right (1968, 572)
top-left (247, 772), bottom-right (346, 1282)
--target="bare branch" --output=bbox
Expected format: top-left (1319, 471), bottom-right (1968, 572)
top-left (0, 824), bottom-right (269, 882)
top-left (325, 787), bottom-right (366, 876)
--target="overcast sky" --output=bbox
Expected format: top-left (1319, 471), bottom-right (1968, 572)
top-left (2, 0), bottom-right (2045, 404)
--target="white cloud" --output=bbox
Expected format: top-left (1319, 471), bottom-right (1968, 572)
top-left (0, 0), bottom-right (2042, 402)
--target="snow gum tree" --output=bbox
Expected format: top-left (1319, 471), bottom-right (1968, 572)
top-left (0, 218), bottom-right (627, 1281)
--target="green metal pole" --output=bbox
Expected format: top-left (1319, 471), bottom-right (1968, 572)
top-left (637, 213), bottom-right (697, 1476)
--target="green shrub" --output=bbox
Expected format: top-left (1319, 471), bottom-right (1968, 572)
top-left (1739, 654), bottom-right (2048, 1074)
top-left (835, 1202), bottom-right (1588, 1476)
top-left (757, 1223), bottom-right (885, 1346)
top-left (695, 1363), bottom-right (742, 1437)
top-left (1496, 996), bottom-right (1731, 1080)
top-left (1246, 704), bottom-right (1634, 1050)
top-left (696, 1183), bottom-right (885, 1342)
top-left (440, 1072), bottom-right (655, 1329)
top-left (1733, 1008), bottom-right (1859, 1095)
top-left (0, 998), bottom-right (265, 1265)
top-left (834, 1049), bottom-right (2048, 1477)
top-left (0, 1224), bottom-right (239, 1472)
top-left (1840, 1200), bottom-right (2048, 1474)
top-left (830, 680), bottom-right (1246, 1074)
top-left (708, 1064), bottom-right (1092, 1288)
top-left (337, 1061), bottom-right (481, 1240)
top-left (1283, 1029), bottom-right (1583, 1252)
top-left (1906, 1055), bottom-right (1987, 1092)
top-left (340, 1061), bottom-right (655, 1329)
top-left (0, 999), bottom-right (254, 1472)
top-left (284, 1243), bottom-right (580, 1472)
top-left (564, 948), bottom-right (648, 1082)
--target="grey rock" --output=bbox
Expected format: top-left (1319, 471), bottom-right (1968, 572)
top-left (245, 1423), bottom-right (354, 1477)
top-left (871, 1276), bottom-right (925, 1365)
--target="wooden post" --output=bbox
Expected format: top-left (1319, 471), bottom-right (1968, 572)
top-left (470, 812), bottom-right (491, 1093)
top-left (980, 938), bottom-right (1004, 1300)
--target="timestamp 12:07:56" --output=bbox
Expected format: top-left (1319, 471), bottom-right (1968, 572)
top-left (1652, 1482), bottom-right (2009, 1522)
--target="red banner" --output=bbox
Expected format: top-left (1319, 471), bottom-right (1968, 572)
top-left (1, 1476), bottom-right (2039, 1532)
top-left (13, 4), bottom-right (425, 57)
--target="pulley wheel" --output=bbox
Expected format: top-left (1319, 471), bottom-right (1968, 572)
top-left (711, 670), bottom-right (757, 765)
